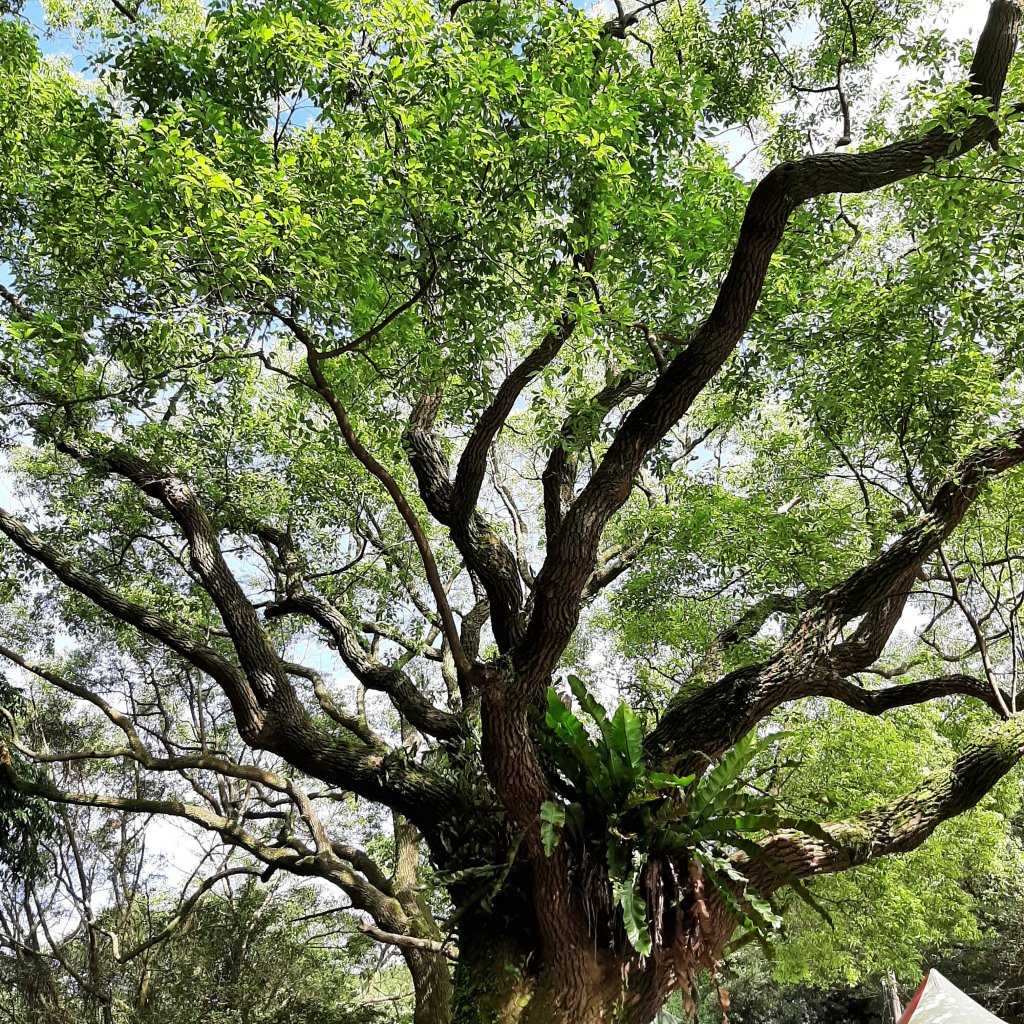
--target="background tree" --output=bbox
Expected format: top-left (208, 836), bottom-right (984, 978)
top-left (3, 0), bottom-right (1024, 1021)
top-left (0, 641), bottom-right (448, 1023)
top-left (714, 836), bottom-right (1024, 1024)
top-left (0, 799), bottom-right (412, 1024)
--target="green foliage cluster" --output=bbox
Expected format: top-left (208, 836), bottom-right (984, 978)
top-left (711, 850), bottom-right (1024, 1024)
top-left (0, 677), bottom-right (55, 885)
top-left (130, 880), bottom-right (398, 1024)
top-left (0, 876), bottom-right (412, 1024)
top-left (540, 678), bottom-right (830, 954)
top-left (1, 0), bottom-right (1024, 1016)
top-left (740, 701), bottom-right (1023, 985)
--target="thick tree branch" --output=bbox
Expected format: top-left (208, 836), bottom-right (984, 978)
top-left (0, 507), bottom-right (459, 832)
top-left (360, 620), bottom-right (444, 661)
top-left (267, 593), bottom-right (466, 740)
top-left (0, 506), bottom-right (260, 734)
top-left (451, 594), bottom-right (490, 712)
top-left (649, 426), bottom-right (1024, 764)
top-left (694, 592), bottom-right (810, 678)
top-left (746, 711), bottom-right (1024, 894)
top-left (56, 436), bottom-right (290, 715)
top-left (357, 921), bottom-right (459, 959)
top-left (284, 661), bottom-right (386, 747)
top-left (581, 538), bottom-right (649, 602)
top-left (285, 664), bottom-right (384, 746)
top-left (542, 370), bottom-right (654, 542)
top-left (516, 0), bottom-right (1024, 699)
top-left (452, 310), bottom-right (577, 526)
top-left (406, 393), bottom-right (526, 651)
top-left (814, 671), bottom-right (1014, 717)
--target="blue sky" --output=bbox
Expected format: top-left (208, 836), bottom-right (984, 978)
top-left (22, 0), bottom-right (94, 74)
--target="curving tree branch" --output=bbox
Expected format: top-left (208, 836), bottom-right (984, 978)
top-left (267, 305), bottom-right (473, 680)
top-left (0, 506), bottom-right (460, 833)
top-left (746, 711), bottom-right (1024, 893)
top-left (647, 427), bottom-right (1024, 765)
top-left (405, 392), bottom-right (526, 651)
top-left (514, 0), bottom-right (1024, 701)
top-left (267, 592), bottom-right (466, 739)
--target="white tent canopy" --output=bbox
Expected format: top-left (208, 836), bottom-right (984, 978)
top-left (898, 970), bottom-right (1007, 1024)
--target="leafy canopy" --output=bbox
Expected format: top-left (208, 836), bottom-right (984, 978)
top-left (2, 0), bottom-right (1024, 1018)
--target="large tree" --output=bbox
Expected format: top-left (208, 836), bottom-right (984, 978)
top-left (3, 0), bottom-right (1024, 1020)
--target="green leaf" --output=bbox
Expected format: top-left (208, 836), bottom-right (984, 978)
top-left (648, 771), bottom-right (696, 790)
top-left (610, 702), bottom-right (644, 781)
top-left (690, 731), bottom-right (792, 823)
top-left (544, 689), bottom-right (596, 771)
top-left (567, 674), bottom-right (610, 731)
top-left (540, 801), bottom-right (566, 858)
top-left (612, 867), bottom-right (652, 955)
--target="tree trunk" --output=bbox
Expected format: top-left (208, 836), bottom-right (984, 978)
top-left (883, 970), bottom-right (904, 1024)
top-left (448, 912), bottom-right (709, 1024)
top-left (406, 946), bottom-right (455, 1024)
top-left (449, 916), bottom-right (536, 1024)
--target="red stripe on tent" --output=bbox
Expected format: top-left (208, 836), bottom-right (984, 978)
top-left (897, 971), bottom-right (929, 1024)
